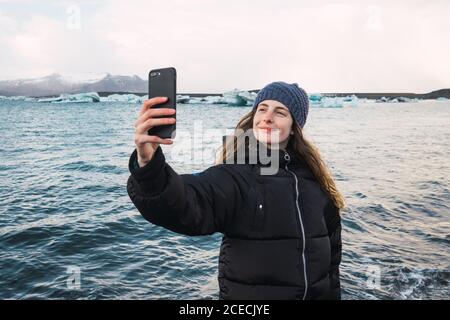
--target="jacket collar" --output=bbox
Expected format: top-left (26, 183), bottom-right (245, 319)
top-left (243, 141), bottom-right (309, 170)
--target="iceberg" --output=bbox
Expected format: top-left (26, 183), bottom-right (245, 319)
top-left (397, 97), bottom-right (412, 103)
top-left (436, 97), bottom-right (448, 101)
top-left (343, 94), bottom-right (357, 102)
top-left (375, 96), bottom-right (418, 103)
top-left (236, 90), bottom-right (257, 104)
top-left (308, 93), bottom-right (322, 106)
top-left (223, 96), bottom-right (247, 106)
top-left (309, 93), bottom-right (322, 102)
top-left (321, 97), bottom-right (344, 108)
top-left (342, 94), bottom-right (359, 107)
top-left (222, 89), bottom-right (251, 106)
top-left (176, 95), bottom-right (190, 103)
top-left (376, 96), bottom-right (389, 103)
top-left (38, 92), bottom-right (100, 103)
top-left (309, 94), bottom-right (357, 108)
top-left (203, 95), bottom-right (228, 104)
top-left (100, 93), bottom-right (143, 103)
top-left (0, 95), bottom-right (35, 101)
top-left (184, 97), bottom-right (205, 104)
top-left (179, 89), bottom-right (255, 106)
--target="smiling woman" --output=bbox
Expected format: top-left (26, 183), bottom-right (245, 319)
top-left (128, 81), bottom-right (345, 300)
top-left (252, 100), bottom-right (294, 149)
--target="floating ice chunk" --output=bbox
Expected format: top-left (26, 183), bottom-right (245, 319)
top-left (308, 96), bottom-right (344, 108)
top-left (343, 95), bottom-right (357, 102)
top-left (38, 96), bottom-right (64, 103)
top-left (223, 96), bottom-right (246, 106)
top-left (184, 97), bottom-right (204, 104)
top-left (321, 97), bottom-right (344, 108)
top-left (342, 95), bottom-right (359, 107)
top-left (236, 90), bottom-right (257, 104)
top-left (309, 94), bottom-right (357, 107)
top-left (436, 97), bottom-right (448, 101)
top-left (203, 95), bottom-right (228, 104)
top-left (375, 96), bottom-right (417, 103)
top-left (395, 97), bottom-right (418, 103)
top-left (376, 96), bottom-right (388, 103)
top-left (38, 92), bottom-right (100, 103)
top-left (56, 92), bottom-right (100, 103)
top-left (309, 93), bottom-right (323, 106)
top-left (0, 95), bottom-right (28, 101)
top-left (100, 93), bottom-right (143, 103)
top-left (176, 95), bottom-right (190, 103)
top-left (309, 93), bottom-right (322, 102)
top-left (222, 89), bottom-right (248, 106)
top-left (174, 89), bottom-right (255, 106)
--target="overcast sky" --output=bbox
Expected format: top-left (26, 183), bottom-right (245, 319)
top-left (0, 0), bottom-right (449, 93)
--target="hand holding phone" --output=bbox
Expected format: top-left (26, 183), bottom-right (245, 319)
top-left (134, 96), bottom-right (176, 167)
top-left (147, 67), bottom-right (176, 139)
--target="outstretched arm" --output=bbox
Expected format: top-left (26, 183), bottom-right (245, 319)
top-left (127, 146), bottom-right (242, 236)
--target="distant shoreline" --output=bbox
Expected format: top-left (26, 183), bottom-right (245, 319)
top-left (92, 89), bottom-right (450, 100)
top-left (19, 88), bottom-right (450, 99)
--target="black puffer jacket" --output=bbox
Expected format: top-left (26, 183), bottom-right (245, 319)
top-left (127, 145), bottom-right (342, 300)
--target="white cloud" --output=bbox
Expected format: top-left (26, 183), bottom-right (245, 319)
top-left (0, 0), bottom-right (449, 92)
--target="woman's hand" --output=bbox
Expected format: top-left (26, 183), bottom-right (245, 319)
top-left (134, 96), bottom-right (176, 167)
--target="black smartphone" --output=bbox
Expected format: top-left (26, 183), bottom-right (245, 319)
top-left (147, 67), bottom-right (176, 139)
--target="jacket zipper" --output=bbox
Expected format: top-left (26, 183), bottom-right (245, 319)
top-left (284, 150), bottom-right (308, 300)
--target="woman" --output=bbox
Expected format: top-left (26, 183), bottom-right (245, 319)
top-left (127, 81), bottom-right (345, 300)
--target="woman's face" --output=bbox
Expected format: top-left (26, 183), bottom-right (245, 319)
top-left (252, 100), bottom-right (294, 149)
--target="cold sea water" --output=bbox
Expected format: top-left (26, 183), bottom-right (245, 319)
top-left (0, 99), bottom-right (448, 299)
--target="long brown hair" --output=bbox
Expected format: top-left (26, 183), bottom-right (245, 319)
top-left (215, 109), bottom-right (346, 211)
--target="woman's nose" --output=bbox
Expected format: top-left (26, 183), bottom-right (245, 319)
top-left (262, 111), bottom-right (274, 123)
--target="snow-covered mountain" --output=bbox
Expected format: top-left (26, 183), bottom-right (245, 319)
top-left (0, 73), bottom-right (147, 97)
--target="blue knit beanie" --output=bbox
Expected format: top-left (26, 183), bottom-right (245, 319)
top-left (252, 81), bottom-right (309, 128)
